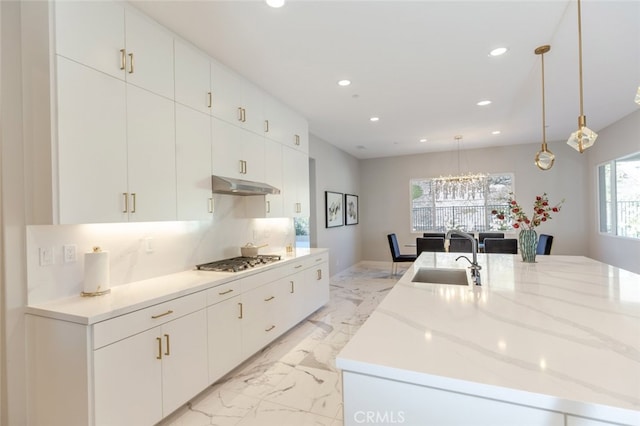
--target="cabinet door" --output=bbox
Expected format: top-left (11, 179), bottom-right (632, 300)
top-left (291, 114), bottom-right (309, 154)
top-left (176, 104), bottom-right (213, 220)
top-left (94, 328), bottom-right (163, 426)
top-left (282, 146), bottom-right (310, 218)
top-left (264, 139), bottom-right (283, 217)
top-left (174, 39), bottom-right (211, 114)
top-left (124, 9), bottom-right (174, 99)
top-left (126, 84), bottom-right (177, 221)
top-left (207, 295), bottom-right (243, 384)
top-left (161, 309), bottom-right (209, 416)
top-left (240, 80), bottom-right (265, 136)
top-left (54, 0), bottom-right (125, 80)
top-left (56, 56), bottom-right (128, 224)
top-left (210, 61), bottom-right (243, 124)
top-left (242, 130), bottom-right (266, 182)
top-left (212, 116), bottom-right (244, 178)
top-left (306, 260), bottom-right (330, 313)
top-left (263, 96), bottom-right (287, 144)
top-left (241, 281), bottom-right (281, 358)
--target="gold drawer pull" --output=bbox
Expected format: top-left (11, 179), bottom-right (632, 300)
top-left (164, 334), bottom-right (170, 356)
top-left (264, 296), bottom-right (275, 302)
top-left (128, 52), bottom-right (134, 74)
top-left (207, 91), bottom-right (212, 108)
top-left (122, 192), bottom-right (128, 213)
top-left (218, 289), bottom-right (234, 295)
top-left (238, 302), bottom-right (243, 319)
top-left (151, 310), bottom-right (174, 319)
top-left (156, 337), bottom-right (162, 360)
top-left (120, 49), bottom-right (126, 70)
top-left (294, 265), bottom-right (303, 269)
top-left (265, 325), bottom-right (275, 332)
top-left (290, 281), bottom-right (294, 293)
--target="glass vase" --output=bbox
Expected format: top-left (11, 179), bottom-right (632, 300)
top-left (518, 229), bottom-right (538, 263)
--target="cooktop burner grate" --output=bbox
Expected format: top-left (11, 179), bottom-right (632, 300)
top-left (196, 254), bottom-right (282, 272)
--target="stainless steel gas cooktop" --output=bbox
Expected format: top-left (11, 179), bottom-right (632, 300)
top-left (196, 255), bottom-right (282, 273)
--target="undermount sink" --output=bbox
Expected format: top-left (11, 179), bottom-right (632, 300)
top-left (411, 267), bottom-right (470, 286)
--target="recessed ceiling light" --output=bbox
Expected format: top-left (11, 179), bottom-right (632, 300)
top-left (419, 138), bottom-right (428, 143)
top-left (492, 130), bottom-right (501, 135)
top-left (477, 100), bottom-right (492, 106)
top-left (337, 79), bottom-right (351, 87)
top-left (266, 0), bottom-right (285, 8)
top-left (370, 117), bottom-right (380, 122)
top-left (489, 47), bottom-right (508, 57)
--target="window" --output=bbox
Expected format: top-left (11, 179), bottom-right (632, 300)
top-left (411, 173), bottom-right (513, 232)
top-left (598, 152), bottom-right (640, 239)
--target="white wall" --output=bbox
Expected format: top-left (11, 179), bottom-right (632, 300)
top-left (309, 134), bottom-right (361, 275)
top-left (360, 141), bottom-right (590, 262)
top-left (586, 110), bottom-right (640, 274)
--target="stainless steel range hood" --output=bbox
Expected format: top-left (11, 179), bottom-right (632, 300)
top-left (211, 175), bottom-right (281, 196)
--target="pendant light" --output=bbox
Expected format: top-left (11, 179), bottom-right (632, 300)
top-left (534, 45), bottom-right (555, 170)
top-left (567, 0), bottom-right (597, 153)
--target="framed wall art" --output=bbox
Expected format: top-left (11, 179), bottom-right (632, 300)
top-left (325, 191), bottom-right (344, 228)
top-left (345, 194), bottom-right (359, 225)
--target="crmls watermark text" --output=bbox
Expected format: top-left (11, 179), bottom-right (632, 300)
top-left (354, 410), bottom-right (406, 424)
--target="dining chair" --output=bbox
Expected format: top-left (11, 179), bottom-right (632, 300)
top-left (387, 233), bottom-right (417, 275)
top-left (448, 238), bottom-right (475, 253)
top-left (416, 237), bottom-right (445, 254)
top-left (483, 238), bottom-right (518, 254)
top-left (536, 234), bottom-right (554, 255)
top-left (478, 232), bottom-right (505, 243)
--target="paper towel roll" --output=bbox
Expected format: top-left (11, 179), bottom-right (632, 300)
top-left (83, 248), bottom-right (110, 296)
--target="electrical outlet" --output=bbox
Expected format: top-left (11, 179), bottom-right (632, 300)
top-left (39, 247), bottom-right (54, 266)
top-left (63, 244), bottom-right (77, 263)
top-left (144, 237), bottom-right (154, 253)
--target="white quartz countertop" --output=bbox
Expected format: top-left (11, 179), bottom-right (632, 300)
top-left (26, 248), bottom-right (327, 325)
top-left (336, 253), bottom-right (640, 425)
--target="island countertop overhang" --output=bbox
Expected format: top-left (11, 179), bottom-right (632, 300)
top-left (336, 253), bottom-right (640, 425)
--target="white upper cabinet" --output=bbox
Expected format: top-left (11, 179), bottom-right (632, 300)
top-left (211, 60), bottom-right (264, 136)
top-left (54, 0), bottom-right (125, 80)
top-left (126, 85), bottom-right (177, 222)
top-left (175, 104), bottom-right (213, 221)
top-left (282, 146), bottom-right (310, 218)
top-left (264, 139), bottom-right (284, 217)
top-left (56, 56), bottom-right (128, 224)
top-left (54, 1), bottom-right (174, 100)
top-left (174, 39), bottom-right (211, 114)
top-left (124, 9), bottom-right (175, 100)
top-left (212, 117), bottom-right (265, 183)
top-left (263, 96), bottom-right (309, 154)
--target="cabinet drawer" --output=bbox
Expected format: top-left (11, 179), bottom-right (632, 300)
top-left (281, 252), bottom-right (329, 276)
top-left (93, 291), bottom-right (206, 349)
top-left (240, 265), bottom-right (288, 292)
top-left (206, 280), bottom-right (241, 306)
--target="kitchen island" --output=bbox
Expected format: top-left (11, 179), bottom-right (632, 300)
top-left (336, 253), bottom-right (640, 426)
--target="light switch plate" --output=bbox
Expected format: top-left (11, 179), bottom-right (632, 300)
top-left (39, 247), bottom-right (54, 266)
top-left (63, 244), bottom-right (77, 263)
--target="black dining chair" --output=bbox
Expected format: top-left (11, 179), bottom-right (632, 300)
top-left (387, 233), bottom-right (417, 275)
top-left (416, 237), bottom-right (445, 254)
top-left (423, 232), bottom-right (446, 239)
top-left (478, 232), bottom-right (505, 243)
top-left (448, 238), bottom-right (475, 253)
top-left (536, 234), bottom-right (554, 255)
top-left (484, 238), bottom-right (518, 254)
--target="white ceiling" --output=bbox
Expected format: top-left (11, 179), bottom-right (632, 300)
top-left (131, 0), bottom-right (640, 160)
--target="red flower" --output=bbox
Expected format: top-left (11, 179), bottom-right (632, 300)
top-left (491, 192), bottom-right (564, 231)
top-left (513, 223), bottom-right (520, 229)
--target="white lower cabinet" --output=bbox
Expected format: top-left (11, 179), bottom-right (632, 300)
top-left (26, 252), bottom-right (329, 426)
top-left (93, 309), bottom-right (207, 425)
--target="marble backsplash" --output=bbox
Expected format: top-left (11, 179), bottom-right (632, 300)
top-left (26, 195), bottom-right (295, 304)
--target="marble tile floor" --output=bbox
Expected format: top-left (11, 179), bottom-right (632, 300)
top-left (159, 261), bottom-right (403, 426)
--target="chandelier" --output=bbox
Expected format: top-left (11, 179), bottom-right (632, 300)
top-left (433, 136), bottom-right (488, 200)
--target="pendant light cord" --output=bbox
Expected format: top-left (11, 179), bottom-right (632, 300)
top-left (577, 0), bottom-right (584, 117)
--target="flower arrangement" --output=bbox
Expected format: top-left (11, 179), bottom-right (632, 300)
top-left (492, 193), bottom-right (564, 230)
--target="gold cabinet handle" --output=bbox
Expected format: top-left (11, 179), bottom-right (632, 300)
top-left (238, 302), bottom-right (243, 319)
top-left (237, 107), bottom-right (243, 122)
top-left (130, 193), bottom-right (136, 213)
top-left (294, 134), bottom-right (300, 146)
top-left (264, 296), bottom-right (275, 302)
top-left (243, 160), bottom-right (248, 174)
top-left (208, 197), bottom-right (214, 213)
top-left (294, 265), bottom-right (303, 269)
top-left (266, 200), bottom-right (270, 213)
top-left (316, 258), bottom-right (323, 262)
top-left (265, 325), bottom-right (275, 332)
top-left (120, 49), bottom-right (126, 70)
top-left (122, 192), bottom-right (128, 213)
top-left (207, 92), bottom-right (212, 108)
top-left (218, 289), bottom-right (234, 295)
top-left (151, 309), bottom-right (174, 319)
top-left (128, 52), bottom-right (134, 74)
top-left (264, 119), bottom-right (269, 133)
top-left (156, 337), bottom-right (162, 360)
top-left (242, 108), bottom-right (246, 122)
top-left (164, 334), bottom-right (170, 356)
top-left (290, 281), bottom-right (294, 294)
top-left (317, 269), bottom-right (322, 280)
